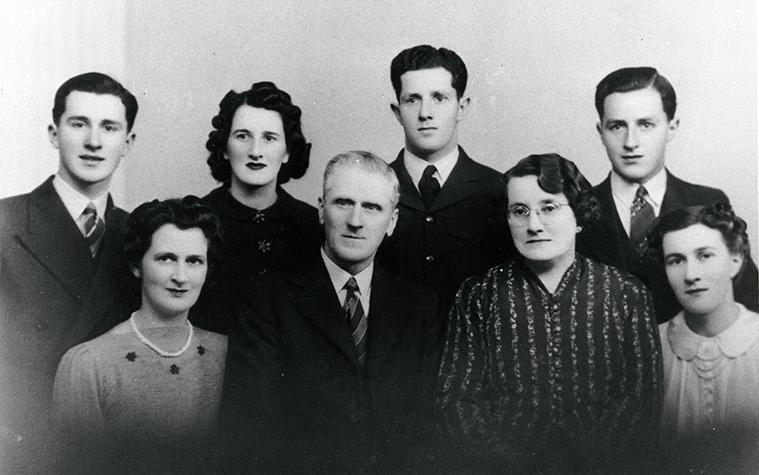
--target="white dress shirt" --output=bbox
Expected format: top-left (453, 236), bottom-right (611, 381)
top-left (321, 247), bottom-right (373, 315)
top-left (403, 147), bottom-right (459, 192)
top-left (610, 167), bottom-right (667, 236)
top-left (53, 174), bottom-right (109, 227)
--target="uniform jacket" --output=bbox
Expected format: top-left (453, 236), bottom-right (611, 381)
top-left (378, 146), bottom-right (512, 320)
top-left (576, 171), bottom-right (758, 321)
top-left (220, 260), bottom-right (440, 472)
top-left (0, 177), bottom-right (137, 471)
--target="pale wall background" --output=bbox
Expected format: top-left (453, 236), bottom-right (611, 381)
top-left (1, 0), bottom-right (757, 261)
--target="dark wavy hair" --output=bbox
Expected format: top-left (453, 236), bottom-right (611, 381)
top-left (595, 67), bottom-right (677, 121)
top-left (502, 153), bottom-right (600, 228)
top-left (205, 81), bottom-right (310, 187)
top-left (124, 196), bottom-right (222, 282)
top-left (52, 72), bottom-right (138, 131)
top-left (390, 45), bottom-right (468, 100)
top-left (646, 202), bottom-right (750, 268)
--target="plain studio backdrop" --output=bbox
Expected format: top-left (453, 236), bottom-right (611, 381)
top-left (0, 0), bottom-right (756, 262)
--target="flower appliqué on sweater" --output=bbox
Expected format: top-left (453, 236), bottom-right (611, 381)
top-left (125, 352), bottom-right (137, 362)
top-left (170, 364), bottom-right (180, 375)
top-left (197, 345), bottom-right (206, 355)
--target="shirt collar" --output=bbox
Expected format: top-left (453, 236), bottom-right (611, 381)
top-left (666, 304), bottom-right (759, 360)
top-left (610, 167), bottom-right (667, 211)
top-left (320, 246), bottom-right (373, 301)
top-left (403, 147), bottom-right (459, 189)
top-left (52, 174), bottom-right (109, 223)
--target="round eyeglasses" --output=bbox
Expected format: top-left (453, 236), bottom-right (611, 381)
top-left (506, 202), bottom-right (571, 227)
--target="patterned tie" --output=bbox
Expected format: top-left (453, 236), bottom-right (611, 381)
top-left (630, 186), bottom-right (655, 247)
top-left (344, 277), bottom-right (367, 368)
top-left (81, 203), bottom-right (105, 256)
top-left (418, 165), bottom-right (440, 209)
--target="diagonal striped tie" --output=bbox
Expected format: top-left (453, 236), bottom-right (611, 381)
top-left (630, 186), bottom-right (655, 248)
top-left (81, 203), bottom-right (105, 256)
top-left (343, 277), bottom-right (367, 368)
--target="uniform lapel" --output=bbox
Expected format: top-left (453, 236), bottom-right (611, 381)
top-left (390, 151), bottom-right (426, 212)
top-left (366, 266), bottom-right (407, 373)
top-left (17, 178), bottom-right (93, 301)
top-left (428, 148), bottom-right (482, 212)
top-left (290, 263), bottom-right (363, 368)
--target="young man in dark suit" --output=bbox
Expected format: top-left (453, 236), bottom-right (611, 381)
top-left (0, 72), bottom-right (139, 471)
top-left (378, 45), bottom-right (512, 320)
top-left (577, 66), bottom-right (757, 321)
top-left (221, 151), bottom-right (440, 472)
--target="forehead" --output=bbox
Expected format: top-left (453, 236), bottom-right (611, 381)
top-left (325, 166), bottom-right (394, 202)
top-left (399, 67), bottom-right (455, 95)
top-left (507, 175), bottom-right (566, 204)
top-left (662, 223), bottom-right (727, 254)
top-left (231, 105), bottom-right (284, 132)
top-left (602, 87), bottom-right (667, 120)
top-left (62, 91), bottom-right (127, 123)
top-left (148, 224), bottom-right (208, 254)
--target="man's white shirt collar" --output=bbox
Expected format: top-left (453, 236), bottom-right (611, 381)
top-left (321, 247), bottom-right (373, 314)
top-left (53, 174), bottom-right (109, 224)
top-left (403, 147), bottom-right (459, 191)
top-left (610, 167), bottom-right (667, 236)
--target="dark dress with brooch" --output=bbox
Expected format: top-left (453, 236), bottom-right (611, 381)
top-left (192, 186), bottom-right (322, 334)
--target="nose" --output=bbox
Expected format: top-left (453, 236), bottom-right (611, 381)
top-left (249, 138), bottom-right (263, 158)
top-left (171, 263), bottom-right (189, 284)
top-left (525, 209), bottom-right (544, 234)
top-left (418, 98), bottom-right (432, 121)
top-left (683, 260), bottom-right (702, 285)
top-left (623, 128), bottom-right (639, 151)
top-left (85, 128), bottom-right (102, 150)
top-left (347, 205), bottom-right (363, 228)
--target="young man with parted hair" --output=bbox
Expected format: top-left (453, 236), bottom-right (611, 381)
top-left (576, 66), bottom-right (758, 322)
top-left (0, 72), bottom-right (139, 471)
top-left (379, 44), bottom-right (513, 321)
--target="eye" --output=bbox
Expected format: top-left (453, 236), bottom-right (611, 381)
top-left (665, 256), bottom-right (684, 266)
top-left (187, 256), bottom-right (205, 266)
top-left (509, 206), bottom-right (530, 218)
top-left (697, 252), bottom-right (714, 261)
top-left (233, 132), bottom-right (249, 141)
top-left (333, 198), bottom-right (351, 207)
top-left (434, 94), bottom-right (448, 102)
top-left (607, 123), bottom-right (624, 131)
top-left (263, 134), bottom-right (278, 142)
top-left (641, 121), bottom-right (655, 129)
top-left (540, 203), bottom-right (561, 215)
top-left (103, 124), bottom-right (119, 132)
top-left (363, 203), bottom-right (382, 212)
top-left (403, 97), bottom-right (418, 104)
top-left (70, 121), bottom-right (86, 129)
top-left (156, 254), bottom-right (176, 263)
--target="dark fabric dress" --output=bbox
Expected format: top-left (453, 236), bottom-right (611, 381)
top-left (191, 186), bottom-right (322, 334)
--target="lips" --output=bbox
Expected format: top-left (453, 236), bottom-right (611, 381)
top-left (685, 288), bottom-right (707, 295)
top-left (526, 239), bottom-right (551, 244)
top-left (621, 155), bottom-right (643, 160)
top-left (246, 162), bottom-right (266, 170)
top-left (418, 127), bottom-right (437, 132)
top-left (79, 154), bottom-right (104, 161)
top-left (166, 288), bottom-right (188, 297)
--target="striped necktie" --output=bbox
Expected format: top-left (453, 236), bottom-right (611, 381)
top-left (81, 203), bottom-right (105, 256)
top-left (344, 277), bottom-right (367, 368)
top-left (630, 186), bottom-right (655, 247)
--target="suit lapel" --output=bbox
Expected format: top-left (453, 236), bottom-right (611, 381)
top-left (587, 176), bottom-right (632, 269)
top-left (290, 264), bottom-right (362, 368)
top-left (660, 171), bottom-right (686, 215)
top-left (390, 151), bottom-right (426, 212)
top-left (366, 266), bottom-right (407, 373)
top-left (17, 178), bottom-right (93, 301)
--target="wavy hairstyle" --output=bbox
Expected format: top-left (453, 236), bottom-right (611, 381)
top-left (645, 202), bottom-right (750, 268)
top-left (205, 81), bottom-right (310, 186)
top-left (52, 72), bottom-right (139, 131)
top-left (124, 196), bottom-right (222, 282)
top-left (502, 153), bottom-right (600, 228)
top-left (595, 66), bottom-right (677, 121)
top-left (390, 45), bottom-right (468, 100)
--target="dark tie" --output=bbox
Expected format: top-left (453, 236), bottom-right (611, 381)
top-left (81, 203), bottom-right (105, 256)
top-left (344, 277), bottom-right (367, 367)
top-left (630, 186), bottom-right (655, 246)
top-left (418, 165), bottom-right (440, 209)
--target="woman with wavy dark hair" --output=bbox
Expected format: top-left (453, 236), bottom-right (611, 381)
top-left (52, 196), bottom-right (226, 472)
top-left (196, 81), bottom-right (322, 334)
top-left (436, 154), bottom-right (661, 472)
top-left (647, 202), bottom-right (759, 469)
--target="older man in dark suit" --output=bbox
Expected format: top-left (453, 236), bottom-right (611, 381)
top-left (0, 72), bottom-right (139, 471)
top-left (577, 66), bottom-right (757, 322)
top-left (221, 151), bottom-right (440, 472)
top-left (378, 45), bottom-right (512, 322)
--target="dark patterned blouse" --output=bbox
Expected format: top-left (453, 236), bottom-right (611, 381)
top-left (191, 186), bottom-right (322, 334)
top-left (436, 254), bottom-right (662, 471)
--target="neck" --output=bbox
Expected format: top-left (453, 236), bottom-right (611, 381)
top-left (59, 170), bottom-right (110, 200)
top-left (408, 140), bottom-right (458, 164)
top-left (525, 252), bottom-right (575, 294)
top-left (133, 302), bottom-right (188, 328)
top-left (229, 178), bottom-right (278, 210)
top-left (685, 298), bottom-right (740, 338)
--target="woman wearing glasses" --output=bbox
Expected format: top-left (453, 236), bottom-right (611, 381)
top-left (436, 154), bottom-right (661, 472)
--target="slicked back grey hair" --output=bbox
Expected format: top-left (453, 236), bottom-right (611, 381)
top-left (323, 151), bottom-right (400, 208)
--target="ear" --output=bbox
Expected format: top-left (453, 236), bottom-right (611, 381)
top-left (456, 96), bottom-right (470, 121)
top-left (385, 207), bottom-right (399, 237)
top-left (595, 122), bottom-right (603, 137)
top-left (390, 103), bottom-right (402, 125)
top-left (666, 118), bottom-right (680, 143)
top-left (576, 225), bottom-right (583, 233)
top-left (121, 132), bottom-right (137, 157)
top-left (729, 253), bottom-right (744, 279)
top-left (282, 151), bottom-right (289, 164)
top-left (317, 196), bottom-right (325, 225)
top-left (130, 265), bottom-right (141, 279)
top-left (48, 124), bottom-right (60, 149)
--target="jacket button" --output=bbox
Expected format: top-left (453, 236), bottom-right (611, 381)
top-left (425, 216), bottom-right (434, 223)
top-left (425, 255), bottom-right (435, 263)
top-left (35, 322), bottom-right (49, 331)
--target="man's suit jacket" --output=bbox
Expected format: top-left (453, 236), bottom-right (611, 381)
top-left (220, 260), bottom-right (440, 472)
top-left (0, 177), bottom-right (137, 471)
top-left (577, 170), bottom-right (758, 321)
top-left (378, 146), bottom-right (512, 321)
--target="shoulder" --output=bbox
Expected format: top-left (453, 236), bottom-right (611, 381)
top-left (279, 188), bottom-right (319, 220)
top-left (582, 255), bottom-right (650, 300)
top-left (666, 172), bottom-right (728, 203)
top-left (194, 327), bottom-right (228, 347)
top-left (376, 264), bottom-right (436, 303)
top-left (201, 185), bottom-right (227, 207)
top-left (457, 147), bottom-right (502, 181)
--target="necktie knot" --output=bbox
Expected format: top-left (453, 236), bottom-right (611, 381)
top-left (422, 165), bottom-right (437, 178)
top-left (81, 203), bottom-right (105, 256)
top-left (344, 276), bottom-right (358, 294)
top-left (419, 165), bottom-right (440, 209)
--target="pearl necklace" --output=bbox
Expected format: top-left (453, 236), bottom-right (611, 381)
top-left (129, 313), bottom-right (194, 358)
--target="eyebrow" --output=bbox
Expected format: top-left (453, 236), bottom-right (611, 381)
top-left (232, 128), bottom-right (281, 136)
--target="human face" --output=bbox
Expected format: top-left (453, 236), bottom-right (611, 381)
top-left (596, 87), bottom-right (679, 184)
top-left (226, 105), bottom-right (289, 194)
top-left (48, 91), bottom-right (135, 198)
top-left (319, 166), bottom-right (398, 275)
top-left (391, 67), bottom-right (468, 162)
top-left (507, 175), bottom-right (578, 268)
top-left (133, 224), bottom-right (209, 319)
top-left (662, 223), bottom-right (742, 317)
